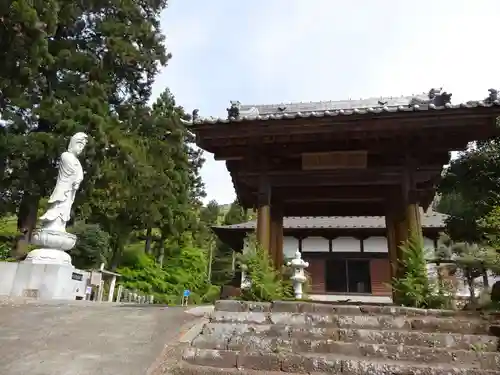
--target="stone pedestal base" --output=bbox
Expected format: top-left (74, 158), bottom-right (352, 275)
top-left (28, 228), bottom-right (76, 266)
top-left (24, 249), bottom-right (72, 266)
top-left (3, 262), bottom-right (80, 300)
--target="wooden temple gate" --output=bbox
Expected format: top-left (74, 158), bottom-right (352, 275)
top-left (191, 91), bottom-right (500, 300)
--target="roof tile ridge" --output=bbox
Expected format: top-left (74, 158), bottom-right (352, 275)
top-left (239, 93), bottom-right (422, 108)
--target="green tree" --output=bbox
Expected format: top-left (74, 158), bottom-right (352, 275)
top-left (69, 223), bottom-right (111, 270)
top-left (211, 200), bottom-right (251, 285)
top-left (435, 233), bottom-right (500, 304)
top-left (194, 199), bottom-right (220, 250)
top-left (144, 90), bottom-right (204, 265)
top-left (0, 0), bottom-right (170, 257)
top-left (438, 139), bottom-right (500, 243)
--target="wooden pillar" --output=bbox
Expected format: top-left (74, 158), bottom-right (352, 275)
top-left (270, 203), bottom-right (284, 270)
top-left (395, 215), bottom-right (409, 254)
top-left (256, 174), bottom-right (271, 254)
top-left (406, 202), bottom-right (422, 241)
top-left (386, 200), bottom-right (407, 303)
top-left (385, 213), bottom-right (399, 283)
top-left (401, 162), bottom-right (422, 242)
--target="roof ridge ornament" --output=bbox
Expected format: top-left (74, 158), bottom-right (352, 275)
top-left (485, 88), bottom-right (499, 104)
top-left (408, 87), bottom-right (452, 107)
top-left (227, 100), bottom-right (241, 119)
top-left (180, 108), bottom-right (200, 125)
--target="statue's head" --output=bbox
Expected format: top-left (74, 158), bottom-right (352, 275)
top-left (68, 132), bottom-right (88, 156)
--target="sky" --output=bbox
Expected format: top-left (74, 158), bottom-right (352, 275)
top-left (152, 0), bottom-right (500, 205)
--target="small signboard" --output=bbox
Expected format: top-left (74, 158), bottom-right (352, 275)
top-left (183, 289), bottom-right (190, 297)
top-left (302, 150), bottom-right (367, 170)
top-left (71, 272), bottom-right (83, 281)
top-left (85, 286), bottom-right (92, 295)
top-left (90, 271), bottom-right (102, 286)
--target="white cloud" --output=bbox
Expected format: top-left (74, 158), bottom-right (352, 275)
top-left (156, 0), bottom-right (500, 204)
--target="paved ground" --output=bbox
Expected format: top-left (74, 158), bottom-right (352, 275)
top-left (0, 299), bottom-right (203, 375)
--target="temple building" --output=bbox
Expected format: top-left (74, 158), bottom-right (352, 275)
top-left (191, 88), bottom-right (500, 303)
top-left (213, 210), bottom-right (446, 303)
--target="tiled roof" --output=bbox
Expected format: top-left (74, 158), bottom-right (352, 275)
top-left (215, 212), bottom-right (447, 230)
top-left (239, 95), bottom-right (426, 115)
top-left (193, 92), bottom-right (500, 125)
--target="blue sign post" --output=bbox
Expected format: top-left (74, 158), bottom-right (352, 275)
top-left (182, 289), bottom-right (190, 306)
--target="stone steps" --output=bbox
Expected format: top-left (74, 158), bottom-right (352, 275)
top-left (194, 322), bottom-right (498, 351)
top-left (214, 300), bottom-right (496, 318)
top-left (172, 300), bottom-right (500, 375)
top-left (189, 339), bottom-right (500, 370)
top-left (211, 310), bottom-right (492, 334)
top-left (177, 349), bottom-right (500, 375)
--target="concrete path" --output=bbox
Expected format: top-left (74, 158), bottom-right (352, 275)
top-left (0, 300), bottom-right (203, 375)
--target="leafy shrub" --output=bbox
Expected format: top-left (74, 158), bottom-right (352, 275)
top-left (236, 234), bottom-right (286, 302)
top-left (0, 242), bottom-right (14, 261)
top-left (117, 245), bottom-right (213, 305)
top-left (201, 284), bottom-right (221, 303)
top-left (118, 253), bottom-right (177, 297)
top-left (392, 234), bottom-right (453, 309)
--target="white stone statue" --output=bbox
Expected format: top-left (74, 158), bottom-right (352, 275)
top-left (40, 132), bottom-right (88, 232)
top-left (26, 132), bottom-right (89, 266)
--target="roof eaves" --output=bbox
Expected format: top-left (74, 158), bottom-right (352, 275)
top-left (194, 100), bottom-right (500, 125)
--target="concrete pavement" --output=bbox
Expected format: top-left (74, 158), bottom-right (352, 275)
top-left (0, 300), bottom-right (204, 375)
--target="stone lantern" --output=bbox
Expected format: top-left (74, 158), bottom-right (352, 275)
top-left (287, 250), bottom-right (309, 299)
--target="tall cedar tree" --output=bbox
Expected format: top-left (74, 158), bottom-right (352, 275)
top-left (0, 0), bottom-right (169, 256)
top-left (140, 89), bottom-right (205, 265)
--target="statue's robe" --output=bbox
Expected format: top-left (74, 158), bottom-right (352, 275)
top-left (40, 151), bottom-right (84, 226)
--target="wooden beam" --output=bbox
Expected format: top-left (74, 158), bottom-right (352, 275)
top-left (214, 140), bottom-right (459, 161)
top-left (239, 165), bottom-right (440, 177)
top-left (272, 185), bottom-right (413, 201)
top-left (237, 169), bottom-right (440, 188)
top-left (286, 197), bottom-right (385, 203)
top-left (227, 152), bottom-right (451, 171)
top-left (282, 201), bottom-right (390, 217)
top-left (239, 185), bottom-right (437, 213)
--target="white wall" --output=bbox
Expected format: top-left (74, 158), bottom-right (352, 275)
top-left (283, 236), bottom-right (298, 259)
top-left (332, 237), bottom-right (360, 252)
top-left (244, 235), bottom-right (437, 255)
top-left (301, 236), bottom-right (329, 252)
top-left (363, 236), bottom-right (387, 253)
